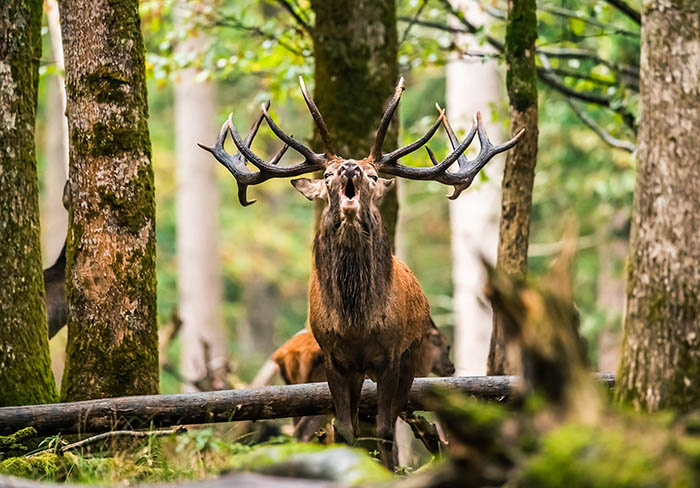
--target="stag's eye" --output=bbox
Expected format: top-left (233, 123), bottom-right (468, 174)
top-left (324, 172), bottom-right (331, 179)
top-left (369, 175), bottom-right (378, 182)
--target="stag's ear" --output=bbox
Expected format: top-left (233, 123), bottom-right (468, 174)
top-left (291, 178), bottom-right (327, 201)
top-left (373, 178), bottom-right (395, 201)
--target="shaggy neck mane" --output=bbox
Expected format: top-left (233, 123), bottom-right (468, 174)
top-left (314, 207), bottom-right (393, 327)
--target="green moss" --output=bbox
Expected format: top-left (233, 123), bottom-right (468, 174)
top-left (505, 0), bottom-right (538, 111)
top-left (0, 0), bottom-right (58, 407)
top-left (0, 453), bottom-right (71, 481)
top-left (59, 0), bottom-right (158, 401)
top-left (519, 423), bottom-right (669, 487)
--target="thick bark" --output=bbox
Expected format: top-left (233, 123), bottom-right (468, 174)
top-left (174, 24), bottom-right (227, 393)
top-left (447, 0), bottom-right (504, 376)
top-left (310, 0), bottom-right (399, 247)
top-left (616, 0), bottom-right (700, 411)
top-left (0, 374), bottom-right (616, 436)
top-left (0, 0), bottom-right (58, 406)
top-left (58, 0), bottom-right (158, 400)
top-left (488, 0), bottom-right (539, 375)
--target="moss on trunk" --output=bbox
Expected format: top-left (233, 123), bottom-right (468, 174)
top-left (488, 0), bottom-right (539, 375)
top-left (58, 0), bottom-right (158, 400)
top-left (615, 0), bottom-right (700, 411)
top-left (310, 0), bottom-right (399, 247)
top-left (0, 0), bottom-right (59, 406)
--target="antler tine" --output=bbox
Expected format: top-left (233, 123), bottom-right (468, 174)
top-left (299, 77), bottom-right (336, 158)
top-left (370, 77), bottom-right (405, 161)
top-left (435, 111), bottom-right (525, 199)
top-left (260, 103), bottom-right (326, 166)
top-left (198, 107), bottom-right (322, 206)
top-left (374, 105), bottom-right (523, 197)
top-left (377, 106), bottom-right (446, 165)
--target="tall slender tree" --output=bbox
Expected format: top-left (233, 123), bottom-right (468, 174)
top-left (174, 8), bottom-right (228, 392)
top-left (58, 0), bottom-right (159, 400)
top-left (309, 0), bottom-right (399, 246)
top-left (487, 0), bottom-right (539, 375)
top-left (616, 0), bottom-right (700, 411)
top-left (447, 0), bottom-right (504, 376)
top-left (0, 0), bottom-right (58, 406)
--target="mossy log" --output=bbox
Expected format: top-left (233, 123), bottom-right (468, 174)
top-left (0, 375), bottom-right (614, 437)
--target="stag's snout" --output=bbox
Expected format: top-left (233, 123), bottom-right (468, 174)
top-left (340, 162), bottom-right (361, 215)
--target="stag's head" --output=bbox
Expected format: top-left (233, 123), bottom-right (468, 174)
top-left (199, 77), bottom-right (524, 224)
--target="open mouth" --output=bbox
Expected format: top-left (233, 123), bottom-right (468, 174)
top-left (340, 178), bottom-right (360, 213)
top-left (344, 179), bottom-right (356, 199)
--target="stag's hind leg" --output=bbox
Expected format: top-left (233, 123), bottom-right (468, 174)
top-left (325, 357), bottom-right (364, 445)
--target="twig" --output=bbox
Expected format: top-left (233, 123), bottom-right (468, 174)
top-left (272, 0), bottom-right (312, 35)
top-left (538, 52), bottom-right (637, 131)
top-left (213, 17), bottom-right (308, 57)
top-left (400, 0), bottom-right (429, 44)
top-left (600, 0), bottom-right (641, 25)
top-left (564, 98), bottom-right (636, 153)
top-left (540, 4), bottom-right (638, 37)
top-left (29, 428), bottom-right (186, 457)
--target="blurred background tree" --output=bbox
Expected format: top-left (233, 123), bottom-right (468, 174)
top-left (34, 0), bottom-right (639, 393)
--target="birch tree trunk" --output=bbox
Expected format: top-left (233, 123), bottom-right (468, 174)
top-left (616, 0), bottom-right (700, 411)
top-left (487, 0), bottom-right (538, 375)
top-left (0, 0), bottom-right (58, 406)
top-left (310, 0), bottom-right (399, 247)
top-left (41, 0), bottom-right (69, 264)
top-left (447, 0), bottom-right (504, 376)
top-left (174, 20), bottom-right (227, 392)
top-left (58, 0), bottom-right (159, 400)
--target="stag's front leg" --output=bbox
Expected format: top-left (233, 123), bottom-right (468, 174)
top-left (325, 358), bottom-right (363, 444)
top-left (376, 362), bottom-right (401, 470)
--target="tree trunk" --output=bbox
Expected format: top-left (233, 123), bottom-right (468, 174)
top-left (0, 0), bottom-right (58, 406)
top-left (615, 0), bottom-right (700, 412)
top-left (58, 0), bottom-right (159, 400)
top-left (310, 0), bottom-right (399, 247)
top-left (41, 0), bottom-right (69, 264)
top-left (174, 21), bottom-right (228, 393)
top-left (447, 0), bottom-right (504, 376)
top-left (488, 0), bottom-right (538, 375)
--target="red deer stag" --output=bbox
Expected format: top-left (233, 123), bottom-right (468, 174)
top-left (200, 77), bottom-right (522, 469)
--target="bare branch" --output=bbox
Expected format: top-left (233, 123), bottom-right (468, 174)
top-left (400, 0), bottom-right (429, 44)
top-left (213, 17), bottom-right (308, 58)
top-left (564, 98), bottom-right (636, 153)
top-left (540, 5), bottom-right (638, 37)
top-left (600, 0), bottom-right (641, 24)
top-left (271, 0), bottom-right (312, 35)
top-left (30, 428), bottom-right (186, 457)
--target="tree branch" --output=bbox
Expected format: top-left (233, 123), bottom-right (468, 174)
top-left (400, 0), bottom-right (429, 45)
top-left (271, 0), bottom-right (312, 35)
top-left (564, 98), bottom-right (636, 153)
top-left (540, 5), bottom-right (638, 37)
top-left (600, 0), bottom-right (641, 24)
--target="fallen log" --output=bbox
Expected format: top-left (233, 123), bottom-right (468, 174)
top-left (0, 374), bottom-right (614, 436)
top-left (0, 473), bottom-right (339, 488)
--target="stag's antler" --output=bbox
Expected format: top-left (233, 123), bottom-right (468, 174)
top-left (430, 106), bottom-right (525, 199)
top-left (371, 80), bottom-right (524, 197)
top-left (198, 100), bottom-right (326, 206)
